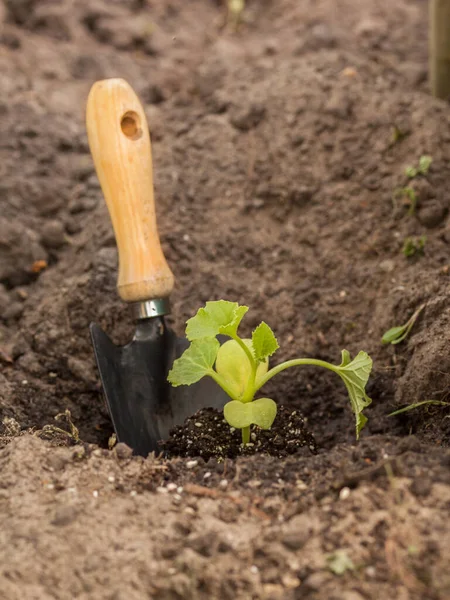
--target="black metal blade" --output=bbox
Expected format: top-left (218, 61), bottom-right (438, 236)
top-left (90, 319), bottom-right (228, 456)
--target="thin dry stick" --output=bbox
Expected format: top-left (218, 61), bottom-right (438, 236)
top-left (429, 0), bottom-right (450, 99)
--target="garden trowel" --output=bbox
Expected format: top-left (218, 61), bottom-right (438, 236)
top-left (86, 78), bottom-right (227, 456)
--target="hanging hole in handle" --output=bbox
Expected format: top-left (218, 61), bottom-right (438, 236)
top-left (120, 111), bottom-right (143, 140)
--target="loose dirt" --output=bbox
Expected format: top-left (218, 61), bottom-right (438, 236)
top-left (1, 1), bottom-right (449, 599)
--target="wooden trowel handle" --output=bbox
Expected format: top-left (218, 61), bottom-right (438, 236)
top-left (86, 78), bottom-right (174, 303)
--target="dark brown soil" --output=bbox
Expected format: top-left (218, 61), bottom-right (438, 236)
top-left (161, 406), bottom-right (318, 459)
top-left (1, 0), bottom-right (450, 598)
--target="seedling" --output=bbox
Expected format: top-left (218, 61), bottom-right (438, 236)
top-left (382, 303), bottom-right (425, 345)
top-left (326, 550), bottom-right (355, 575)
top-left (389, 400), bottom-right (450, 416)
top-left (405, 155), bottom-right (432, 178)
top-left (392, 186), bottom-right (417, 216)
top-left (168, 300), bottom-right (373, 444)
top-left (391, 124), bottom-right (408, 145)
top-left (227, 0), bottom-right (245, 29)
top-left (35, 409), bottom-right (80, 443)
top-left (402, 235), bottom-right (426, 258)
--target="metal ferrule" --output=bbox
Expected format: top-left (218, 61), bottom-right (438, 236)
top-left (130, 298), bottom-right (171, 321)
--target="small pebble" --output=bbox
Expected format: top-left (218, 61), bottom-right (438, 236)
top-left (92, 490), bottom-right (99, 498)
top-left (130, 491), bottom-right (137, 497)
top-left (250, 565), bottom-right (259, 574)
top-left (219, 479), bottom-right (228, 489)
top-left (166, 483), bottom-right (177, 492)
top-left (157, 486), bottom-right (169, 494)
top-left (365, 566), bottom-right (376, 578)
top-left (339, 487), bottom-right (351, 500)
top-left (203, 472), bottom-right (211, 479)
top-left (107, 476), bottom-right (115, 483)
top-left (282, 573), bottom-right (301, 589)
top-left (177, 486), bottom-right (183, 494)
top-left (40, 220), bottom-right (66, 249)
top-left (186, 460), bottom-right (198, 469)
top-left (194, 422), bottom-right (203, 428)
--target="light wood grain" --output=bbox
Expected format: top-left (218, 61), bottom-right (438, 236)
top-left (86, 78), bottom-right (174, 302)
top-left (430, 0), bottom-right (450, 99)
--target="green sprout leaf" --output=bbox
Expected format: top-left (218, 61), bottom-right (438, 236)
top-left (326, 551), bottom-right (355, 576)
top-left (224, 398), bottom-right (277, 430)
top-left (382, 303), bottom-right (425, 345)
top-left (418, 155), bottom-right (432, 174)
top-left (334, 350), bottom-right (372, 438)
top-left (392, 186), bottom-right (417, 216)
top-left (185, 300), bottom-right (248, 341)
top-left (405, 166), bottom-right (418, 178)
top-left (389, 399), bottom-right (449, 416)
top-left (402, 235), bottom-right (426, 258)
top-left (252, 322), bottom-right (279, 363)
top-left (168, 338), bottom-right (220, 386)
top-left (404, 155), bottom-right (432, 179)
top-left (382, 326), bottom-right (409, 345)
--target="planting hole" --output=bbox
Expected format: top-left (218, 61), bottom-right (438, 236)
top-left (120, 111), bottom-right (142, 140)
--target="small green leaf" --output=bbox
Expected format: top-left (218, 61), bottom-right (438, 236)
top-left (418, 155), bottom-right (432, 174)
top-left (168, 338), bottom-right (220, 386)
top-left (405, 166), bottom-right (417, 178)
top-left (185, 300), bottom-right (248, 341)
top-left (335, 350), bottom-right (372, 438)
top-left (381, 303), bottom-right (425, 345)
top-left (381, 325), bottom-right (408, 344)
top-left (252, 322), bottom-right (279, 362)
top-left (326, 551), bottom-right (355, 575)
top-left (223, 398), bottom-right (277, 429)
top-left (402, 235), bottom-right (426, 258)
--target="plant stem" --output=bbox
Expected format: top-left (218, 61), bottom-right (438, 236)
top-left (241, 426), bottom-right (250, 445)
top-left (208, 370), bottom-right (240, 401)
top-left (231, 334), bottom-right (256, 369)
top-left (255, 358), bottom-right (337, 391)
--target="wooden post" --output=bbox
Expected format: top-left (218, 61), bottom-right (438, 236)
top-left (429, 0), bottom-right (450, 99)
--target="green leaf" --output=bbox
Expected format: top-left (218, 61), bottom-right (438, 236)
top-left (405, 166), bottom-right (417, 178)
top-left (185, 300), bottom-right (248, 341)
top-left (168, 338), bottom-right (220, 386)
top-left (252, 322), bottom-right (279, 362)
top-left (223, 398), bottom-right (277, 430)
top-left (335, 350), bottom-right (372, 438)
top-left (381, 303), bottom-right (425, 345)
top-left (381, 325), bottom-right (408, 345)
top-left (326, 551), bottom-right (355, 576)
top-left (219, 306), bottom-right (249, 337)
top-left (418, 155), bottom-right (432, 174)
